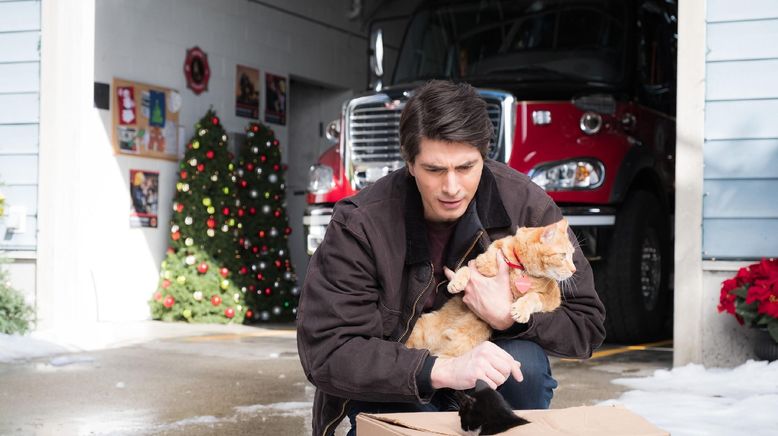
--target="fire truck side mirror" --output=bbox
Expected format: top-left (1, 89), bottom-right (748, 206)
top-left (370, 28), bottom-right (384, 91)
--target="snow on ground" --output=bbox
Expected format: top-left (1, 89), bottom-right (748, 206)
top-left (600, 360), bottom-right (778, 436)
top-left (0, 333), bottom-right (69, 363)
top-left (4, 333), bottom-right (778, 435)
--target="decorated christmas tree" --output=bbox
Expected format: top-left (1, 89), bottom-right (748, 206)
top-left (150, 110), bottom-right (245, 323)
top-left (233, 122), bottom-right (298, 322)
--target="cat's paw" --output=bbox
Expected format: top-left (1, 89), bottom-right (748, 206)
top-left (447, 267), bottom-right (470, 294)
top-left (510, 299), bottom-right (533, 323)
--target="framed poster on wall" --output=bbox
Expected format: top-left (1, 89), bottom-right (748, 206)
top-left (265, 72), bottom-right (287, 125)
top-left (112, 78), bottom-right (181, 161)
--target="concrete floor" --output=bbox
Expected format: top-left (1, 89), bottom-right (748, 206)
top-left (0, 323), bottom-right (672, 435)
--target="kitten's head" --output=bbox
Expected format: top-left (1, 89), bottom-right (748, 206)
top-left (507, 218), bottom-right (576, 281)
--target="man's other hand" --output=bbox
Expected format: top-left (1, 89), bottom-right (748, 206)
top-left (430, 341), bottom-right (523, 390)
top-left (444, 256), bottom-right (514, 330)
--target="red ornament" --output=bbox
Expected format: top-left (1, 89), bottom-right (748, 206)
top-left (275, 260), bottom-right (282, 268)
top-left (273, 164), bottom-right (280, 172)
top-left (240, 180), bottom-right (248, 188)
top-left (256, 273), bottom-right (264, 281)
top-left (239, 266), bottom-right (248, 275)
top-left (260, 155), bottom-right (267, 163)
top-left (251, 246), bottom-right (259, 253)
top-left (249, 207), bottom-right (257, 215)
top-left (258, 230), bottom-right (265, 238)
top-left (167, 246), bottom-right (175, 254)
top-left (264, 288), bottom-right (272, 295)
top-left (261, 245), bottom-right (268, 254)
top-left (282, 164), bottom-right (288, 171)
top-left (172, 231), bottom-right (181, 241)
top-left (197, 163), bottom-right (205, 172)
top-left (161, 279), bottom-right (171, 289)
top-left (273, 195), bottom-right (280, 201)
top-left (274, 210), bottom-right (281, 218)
top-left (273, 140), bottom-right (279, 147)
top-left (176, 203), bottom-right (185, 213)
top-left (237, 208), bottom-right (245, 217)
top-left (206, 150), bottom-right (215, 159)
top-left (224, 307), bottom-right (235, 318)
top-left (284, 227), bottom-right (292, 235)
top-left (247, 163), bottom-right (255, 171)
top-left (212, 116), bottom-right (219, 126)
top-left (207, 217), bottom-right (216, 229)
top-left (222, 207), bottom-right (230, 216)
top-left (197, 262), bottom-right (209, 274)
top-left (251, 125), bottom-right (259, 133)
top-left (153, 291), bottom-right (163, 301)
top-left (163, 295), bottom-right (175, 308)
top-left (246, 309), bottom-right (254, 319)
top-left (180, 170), bottom-right (188, 179)
top-left (211, 295), bottom-right (222, 306)
top-left (219, 267), bottom-right (229, 278)
top-left (248, 285), bottom-right (256, 292)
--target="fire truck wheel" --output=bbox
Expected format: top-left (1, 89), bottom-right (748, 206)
top-left (598, 190), bottom-right (671, 344)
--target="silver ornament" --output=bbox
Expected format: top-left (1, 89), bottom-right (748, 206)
top-left (252, 146), bottom-right (259, 154)
top-left (262, 205), bottom-right (271, 214)
top-left (260, 311), bottom-right (270, 321)
top-left (291, 287), bottom-right (300, 296)
top-left (272, 306), bottom-right (282, 315)
top-left (268, 174), bottom-right (278, 184)
top-left (250, 190), bottom-right (258, 199)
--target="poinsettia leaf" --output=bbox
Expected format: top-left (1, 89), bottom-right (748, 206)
top-left (756, 316), bottom-right (769, 326)
top-left (768, 322), bottom-right (778, 344)
top-left (731, 286), bottom-right (750, 299)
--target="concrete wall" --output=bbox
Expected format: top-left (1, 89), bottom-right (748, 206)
top-left (36, 0), bottom-right (367, 329)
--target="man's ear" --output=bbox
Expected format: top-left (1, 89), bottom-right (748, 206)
top-left (407, 161), bottom-right (415, 177)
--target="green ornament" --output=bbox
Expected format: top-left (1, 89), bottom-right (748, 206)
top-left (183, 309), bottom-right (192, 319)
top-left (192, 140), bottom-right (200, 149)
top-left (228, 163), bottom-right (234, 171)
top-left (202, 197), bottom-right (212, 207)
top-left (176, 182), bottom-right (183, 191)
top-left (223, 187), bottom-right (230, 195)
top-left (207, 206), bottom-right (215, 214)
top-left (264, 192), bottom-right (270, 199)
top-left (228, 218), bottom-right (235, 226)
top-left (176, 275), bottom-right (186, 284)
top-left (221, 279), bottom-right (230, 290)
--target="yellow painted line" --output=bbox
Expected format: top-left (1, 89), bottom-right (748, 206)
top-left (184, 329), bottom-right (296, 342)
top-left (560, 339), bottom-right (673, 362)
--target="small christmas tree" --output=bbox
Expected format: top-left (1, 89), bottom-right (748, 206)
top-left (234, 122), bottom-right (298, 322)
top-left (150, 110), bottom-right (245, 323)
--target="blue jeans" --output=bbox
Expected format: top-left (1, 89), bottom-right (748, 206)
top-left (346, 340), bottom-right (557, 436)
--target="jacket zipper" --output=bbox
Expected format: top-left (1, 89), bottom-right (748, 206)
top-left (322, 262), bottom-right (434, 436)
top-left (454, 230), bottom-right (485, 270)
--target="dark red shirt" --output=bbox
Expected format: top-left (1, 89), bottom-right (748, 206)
top-left (423, 220), bottom-right (457, 311)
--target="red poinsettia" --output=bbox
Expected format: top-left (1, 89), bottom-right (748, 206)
top-left (719, 258), bottom-right (778, 342)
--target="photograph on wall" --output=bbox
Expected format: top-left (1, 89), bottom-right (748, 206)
top-left (265, 72), bottom-right (287, 125)
top-left (235, 65), bottom-right (260, 119)
top-left (129, 169), bottom-right (159, 228)
top-left (112, 78), bottom-right (180, 160)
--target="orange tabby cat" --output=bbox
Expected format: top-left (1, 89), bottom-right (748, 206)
top-left (405, 218), bottom-right (576, 358)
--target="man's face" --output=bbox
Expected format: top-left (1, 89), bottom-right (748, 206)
top-left (408, 138), bottom-right (483, 223)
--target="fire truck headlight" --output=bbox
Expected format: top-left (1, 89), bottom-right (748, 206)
top-left (307, 164), bottom-right (335, 194)
top-left (529, 160), bottom-right (604, 191)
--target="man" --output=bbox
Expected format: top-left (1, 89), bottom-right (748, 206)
top-left (297, 80), bottom-right (606, 436)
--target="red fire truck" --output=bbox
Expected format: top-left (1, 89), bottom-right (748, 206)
top-left (304, 0), bottom-right (676, 343)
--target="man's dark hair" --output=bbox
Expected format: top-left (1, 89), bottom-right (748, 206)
top-left (399, 80), bottom-right (493, 163)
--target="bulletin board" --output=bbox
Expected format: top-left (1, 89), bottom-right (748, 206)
top-left (112, 78), bottom-right (181, 161)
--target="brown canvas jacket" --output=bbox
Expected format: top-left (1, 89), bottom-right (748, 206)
top-left (296, 160), bottom-right (606, 436)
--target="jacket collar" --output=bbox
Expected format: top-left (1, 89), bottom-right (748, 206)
top-left (404, 162), bottom-right (512, 265)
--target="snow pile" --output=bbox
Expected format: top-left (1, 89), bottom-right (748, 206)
top-left (0, 333), bottom-right (68, 363)
top-left (601, 360), bottom-right (778, 436)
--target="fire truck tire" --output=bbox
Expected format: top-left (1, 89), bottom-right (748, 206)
top-left (598, 190), bottom-right (671, 344)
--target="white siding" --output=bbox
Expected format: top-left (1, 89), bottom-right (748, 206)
top-left (0, 0), bottom-right (39, 253)
top-left (704, 6), bottom-right (778, 259)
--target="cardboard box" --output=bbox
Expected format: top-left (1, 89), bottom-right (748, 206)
top-left (356, 405), bottom-right (669, 436)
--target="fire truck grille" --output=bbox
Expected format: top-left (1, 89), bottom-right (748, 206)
top-left (346, 94), bottom-right (504, 188)
top-left (349, 102), bottom-right (403, 163)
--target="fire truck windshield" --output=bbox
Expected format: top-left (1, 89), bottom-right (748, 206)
top-left (393, 0), bottom-right (627, 86)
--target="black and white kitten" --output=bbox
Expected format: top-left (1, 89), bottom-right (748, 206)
top-left (454, 380), bottom-right (530, 435)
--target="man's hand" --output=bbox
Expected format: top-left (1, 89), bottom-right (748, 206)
top-left (430, 341), bottom-right (523, 390)
top-left (444, 256), bottom-right (514, 330)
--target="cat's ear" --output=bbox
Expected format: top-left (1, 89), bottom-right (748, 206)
top-left (557, 218), bottom-right (569, 232)
top-left (540, 225), bottom-right (556, 244)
